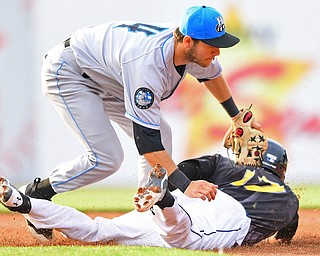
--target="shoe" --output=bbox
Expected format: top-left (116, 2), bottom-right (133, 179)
top-left (0, 177), bottom-right (31, 213)
top-left (19, 177), bottom-right (54, 242)
top-left (133, 164), bottom-right (168, 212)
top-left (20, 177), bottom-right (53, 200)
top-left (0, 177), bottom-right (52, 242)
top-left (26, 219), bottom-right (53, 243)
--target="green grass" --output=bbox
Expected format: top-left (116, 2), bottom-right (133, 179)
top-left (290, 184), bottom-right (320, 209)
top-left (52, 187), bottom-right (137, 212)
top-left (45, 184), bottom-right (320, 211)
top-left (50, 184), bottom-right (320, 211)
top-left (0, 246), bottom-right (227, 256)
top-left (0, 184), bottom-right (318, 255)
top-left (51, 184), bottom-right (320, 212)
top-left (0, 184), bottom-right (319, 213)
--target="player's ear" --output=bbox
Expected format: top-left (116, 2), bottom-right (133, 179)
top-left (183, 36), bottom-right (194, 49)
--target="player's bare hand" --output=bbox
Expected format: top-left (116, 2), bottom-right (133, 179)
top-left (259, 234), bottom-right (291, 245)
top-left (184, 180), bottom-right (218, 201)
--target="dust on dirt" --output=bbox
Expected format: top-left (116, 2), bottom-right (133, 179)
top-left (0, 209), bottom-right (319, 256)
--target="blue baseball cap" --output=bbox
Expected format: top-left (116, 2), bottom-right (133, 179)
top-left (180, 6), bottom-right (240, 48)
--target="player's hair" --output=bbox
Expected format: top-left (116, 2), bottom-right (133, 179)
top-left (174, 27), bottom-right (200, 44)
top-left (173, 27), bottom-right (184, 42)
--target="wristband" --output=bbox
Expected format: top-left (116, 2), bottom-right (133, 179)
top-left (221, 97), bottom-right (239, 118)
top-left (168, 168), bottom-right (191, 192)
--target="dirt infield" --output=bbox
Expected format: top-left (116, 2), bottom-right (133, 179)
top-left (0, 209), bottom-right (319, 255)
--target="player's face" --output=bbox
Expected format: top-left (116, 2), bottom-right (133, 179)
top-left (186, 41), bottom-right (220, 67)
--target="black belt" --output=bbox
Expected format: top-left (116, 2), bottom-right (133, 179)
top-left (64, 38), bottom-right (71, 48)
top-left (63, 38), bottom-right (90, 79)
top-left (82, 72), bottom-right (91, 79)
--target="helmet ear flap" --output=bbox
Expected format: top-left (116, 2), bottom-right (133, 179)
top-left (277, 149), bottom-right (288, 181)
top-left (261, 139), bottom-right (288, 181)
top-left (275, 162), bottom-right (287, 181)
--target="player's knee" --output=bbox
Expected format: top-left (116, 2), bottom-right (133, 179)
top-left (109, 149), bottom-right (124, 171)
top-left (98, 145), bottom-right (124, 173)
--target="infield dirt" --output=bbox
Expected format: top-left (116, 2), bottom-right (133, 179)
top-left (0, 209), bottom-right (319, 255)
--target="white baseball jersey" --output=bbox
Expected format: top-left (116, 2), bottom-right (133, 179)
top-left (70, 22), bottom-right (222, 129)
top-left (26, 189), bottom-right (250, 249)
top-left (41, 21), bottom-right (222, 193)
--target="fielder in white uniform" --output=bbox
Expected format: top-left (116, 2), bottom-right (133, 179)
top-left (21, 5), bottom-right (261, 241)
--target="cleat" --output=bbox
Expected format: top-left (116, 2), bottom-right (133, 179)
top-left (20, 177), bottom-right (53, 200)
top-left (19, 177), bottom-right (54, 242)
top-left (0, 177), bottom-right (9, 186)
top-left (133, 164), bottom-right (168, 212)
top-left (0, 177), bottom-right (31, 213)
top-left (26, 219), bottom-right (53, 243)
top-left (0, 177), bottom-right (12, 203)
top-left (1, 177), bottom-right (52, 242)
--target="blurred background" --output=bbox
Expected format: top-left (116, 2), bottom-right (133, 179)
top-left (1, 0), bottom-right (319, 187)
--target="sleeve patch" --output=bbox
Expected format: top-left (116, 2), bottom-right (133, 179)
top-left (134, 87), bottom-right (154, 109)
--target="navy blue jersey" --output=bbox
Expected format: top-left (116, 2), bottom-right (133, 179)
top-left (174, 154), bottom-right (299, 244)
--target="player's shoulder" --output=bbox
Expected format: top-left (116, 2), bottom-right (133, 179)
top-left (108, 21), bottom-right (176, 35)
top-left (75, 21), bottom-right (176, 36)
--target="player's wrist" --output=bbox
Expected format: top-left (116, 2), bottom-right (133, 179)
top-left (168, 168), bottom-right (191, 192)
top-left (221, 97), bottom-right (239, 118)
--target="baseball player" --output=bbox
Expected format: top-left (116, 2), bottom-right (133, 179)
top-left (0, 178), bottom-right (250, 249)
top-left (174, 139), bottom-right (299, 245)
top-left (20, 5), bottom-right (261, 240)
top-left (0, 139), bottom-right (298, 249)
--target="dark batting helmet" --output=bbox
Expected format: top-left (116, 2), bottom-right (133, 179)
top-left (261, 139), bottom-right (288, 181)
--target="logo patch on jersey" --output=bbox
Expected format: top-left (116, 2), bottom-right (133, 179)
top-left (134, 87), bottom-right (154, 109)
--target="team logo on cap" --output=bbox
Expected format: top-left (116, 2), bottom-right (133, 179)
top-left (215, 16), bottom-right (225, 32)
top-left (134, 87), bottom-right (154, 109)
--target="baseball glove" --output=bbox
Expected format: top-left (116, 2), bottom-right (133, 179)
top-left (223, 106), bottom-right (268, 166)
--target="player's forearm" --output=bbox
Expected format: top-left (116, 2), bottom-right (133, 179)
top-left (203, 74), bottom-right (239, 118)
top-left (143, 150), bottom-right (177, 176)
top-left (203, 74), bottom-right (232, 103)
top-left (144, 150), bottom-right (192, 192)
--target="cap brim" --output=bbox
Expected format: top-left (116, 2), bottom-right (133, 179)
top-left (201, 32), bottom-right (240, 48)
